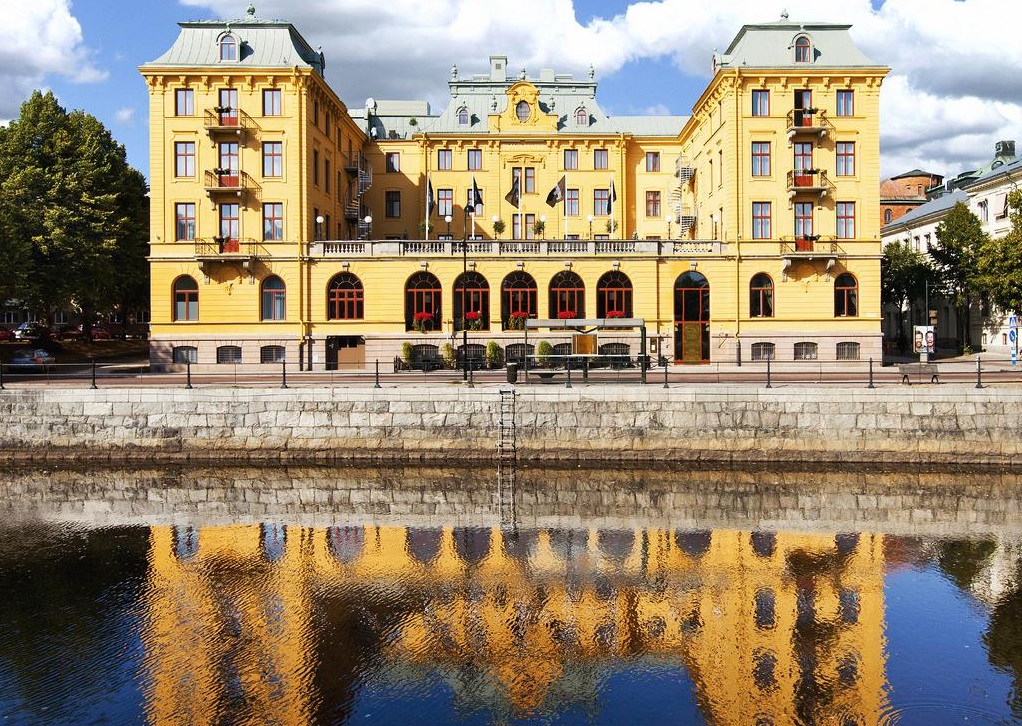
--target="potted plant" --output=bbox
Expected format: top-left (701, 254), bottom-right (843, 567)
top-left (464, 310), bottom-right (482, 330)
top-left (532, 219), bottom-right (546, 237)
top-left (413, 311), bottom-right (433, 333)
top-left (486, 341), bottom-right (502, 369)
top-left (508, 311), bottom-right (529, 330)
top-left (536, 340), bottom-right (553, 367)
top-left (605, 219), bottom-right (618, 234)
top-left (440, 343), bottom-right (455, 368)
top-left (557, 310), bottom-right (576, 320)
top-left (493, 219), bottom-right (505, 239)
top-left (418, 220), bottom-right (431, 237)
top-left (606, 310), bottom-right (624, 318)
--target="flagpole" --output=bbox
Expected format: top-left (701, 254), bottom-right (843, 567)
top-left (425, 169), bottom-right (430, 240)
top-left (564, 172), bottom-right (569, 239)
top-left (518, 172), bottom-right (523, 240)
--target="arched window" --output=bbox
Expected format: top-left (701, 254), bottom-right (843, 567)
top-left (596, 271), bottom-right (632, 318)
top-left (216, 345), bottom-right (242, 364)
top-left (794, 341), bottom-right (818, 360)
top-left (457, 106), bottom-right (470, 125)
top-left (549, 270), bottom-right (585, 318)
top-left (454, 270), bottom-right (490, 332)
top-left (834, 273), bottom-right (858, 317)
top-left (261, 275), bottom-right (285, 321)
top-left (173, 276), bottom-right (198, 321)
top-left (327, 272), bottom-right (364, 320)
top-left (794, 35), bottom-right (811, 63)
top-left (515, 100), bottom-right (531, 122)
top-left (750, 273), bottom-right (774, 317)
top-left (501, 271), bottom-right (537, 330)
top-left (405, 271), bottom-right (441, 331)
top-left (219, 33), bottom-right (237, 62)
top-left (751, 342), bottom-right (775, 361)
top-left (575, 107), bottom-right (588, 126)
top-left (836, 341), bottom-right (860, 360)
top-left (883, 208), bottom-right (893, 224)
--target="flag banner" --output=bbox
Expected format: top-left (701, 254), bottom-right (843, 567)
top-left (546, 175), bottom-right (566, 207)
top-left (471, 177), bottom-right (484, 208)
top-left (504, 174), bottom-right (520, 207)
top-left (426, 179), bottom-right (435, 217)
top-left (608, 176), bottom-right (617, 217)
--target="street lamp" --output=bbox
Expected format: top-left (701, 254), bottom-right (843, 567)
top-left (364, 214), bottom-right (372, 240)
top-left (665, 213), bottom-right (672, 240)
top-left (444, 214), bottom-right (452, 239)
top-left (587, 213), bottom-right (595, 240)
top-left (315, 214), bottom-right (324, 241)
top-left (461, 204), bottom-right (475, 381)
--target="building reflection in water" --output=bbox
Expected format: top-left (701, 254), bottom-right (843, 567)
top-left (143, 524), bottom-right (888, 724)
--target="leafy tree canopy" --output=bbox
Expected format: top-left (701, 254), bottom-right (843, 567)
top-left (978, 190), bottom-right (1022, 315)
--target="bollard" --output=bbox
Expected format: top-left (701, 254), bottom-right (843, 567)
top-left (91, 359), bottom-right (98, 389)
top-left (565, 357), bottom-right (573, 389)
top-left (663, 359), bottom-right (669, 389)
top-left (281, 359), bottom-right (288, 389)
top-left (374, 359), bottom-right (381, 388)
top-left (867, 357), bottom-right (875, 389)
top-left (976, 356), bottom-right (984, 389)
top-left (766, 356), bottom-right (772, 389)
top-left (468, 359), bottom-right (475, 388)
top-left (185, 361), bottom-right (193, 389)
top-left (0, 356), bottom-right (4, 390)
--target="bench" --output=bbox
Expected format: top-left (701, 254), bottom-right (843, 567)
top-left (899, 363), bottom-right (939, 384)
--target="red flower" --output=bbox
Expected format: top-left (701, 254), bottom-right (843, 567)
top-left (510, 311), bottom-right (529, 319)
top-left (413, 311), bottom-right (433, 322)
top-left (465, 311), bottom-right (480, 320)
top-left (557, 311), bottom-right (576, 319)
top-left (606, 310), bottom-right (624, 318)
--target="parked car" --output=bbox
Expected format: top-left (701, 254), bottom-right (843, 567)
top-left (7, 348), bottom-right (56, 372)
top-left (13, 322), bottom-right (53, 341)
top-left (85, 324), bottom-right (112, 340)
top-left (58, 325), bottom-right (84, 341)
top-left (0, 326), bottom-right (13, 342)
top-left (59, 324), bottom-right (111, 341)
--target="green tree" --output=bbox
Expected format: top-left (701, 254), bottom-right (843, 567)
top-left (932, 201), bottom-right (986, 350)
top-left (881, 240), bottom-right (932, 349)
top-left (978, 190), bottom-right (1022, 317)
top-left (0, 91), bottom-right (148, 330)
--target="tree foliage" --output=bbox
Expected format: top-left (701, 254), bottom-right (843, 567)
top-left (932, 202), bottom-right (985, 348)
top-left (978, 190), bottom-right (1022, 316)
top-left (0, 91), bottom-right (148, 324)
top-left (882, 240), bottom-right (932, 343)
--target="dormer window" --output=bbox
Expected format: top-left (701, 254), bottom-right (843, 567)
top-left (794, 36), bottom-right (811, 63)
top-left (219, 33), bottom-right (237, 61)
top-left (575, 107), bottom-right (588, 126)
top-left (515, 100), bottom-right (531, 122)
top-left (457, 107), bottom-right (469, 125)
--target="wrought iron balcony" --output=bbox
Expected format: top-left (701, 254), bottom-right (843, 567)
top-left (203, 108), bottom-right (248, 136)
top-left (204, 169), bottom-right (253, 198)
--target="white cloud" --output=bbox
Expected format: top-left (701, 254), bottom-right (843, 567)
top-left (182, 0), bottom-right (1022, 178)
top-left (0, 0), bottom-right (105, 118)
top-left (115, 107), bottom-right (136, 124)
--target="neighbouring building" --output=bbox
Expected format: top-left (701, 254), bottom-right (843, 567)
top-left (141, 8), bottom-right (888, 370)
top-left (880, 169), bottom-right (943, 227)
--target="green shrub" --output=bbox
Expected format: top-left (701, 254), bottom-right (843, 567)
top-left (486, 340), bottom-right (502, 367)
top-left (536, 340), bottom-right (553, 366)
top-left (401, 341), bottom-right (413, 364)
top-left (441, 343), bottom-right (456, 367)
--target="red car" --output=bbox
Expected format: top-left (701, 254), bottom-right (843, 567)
top-left (0, 327), bottom-right (13, 342)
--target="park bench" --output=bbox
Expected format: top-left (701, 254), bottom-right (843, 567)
top-left (898, 363), bottom-right (939, 384)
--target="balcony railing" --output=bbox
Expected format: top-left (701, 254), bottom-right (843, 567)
top-left (204, 169), bottom-right (254, 198)
top-left (194, 237), bottom-right (259, 258)
top-left (786, 108), bottom-right (831, 138)
top-left (203, 108), bottom-right (248, 135)
top-left (786, 169), bottom-right (834, 199)
top-left (307, 238), bottom-right (729, 258)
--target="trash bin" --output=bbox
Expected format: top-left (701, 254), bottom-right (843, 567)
top-left (506, 362), bottom-right (518, 384)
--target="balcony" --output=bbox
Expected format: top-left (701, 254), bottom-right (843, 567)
top-left (786, 169), bottom-right (834, 203)
top-left (204, 169), bottom-right (253, 199)
top-left (779, 237), bottom-right (845, 281)
top-left (786, 108), bottom-right (831, 141)
top-left (194, 237), bottom-right (259, 277)
top-left (306, 238), bottom-right (730, 259)
top-left (203, 108), bottom-right (248, 138)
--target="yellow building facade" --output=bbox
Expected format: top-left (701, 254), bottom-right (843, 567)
top-left (142, 10), bottom-right (887, 370)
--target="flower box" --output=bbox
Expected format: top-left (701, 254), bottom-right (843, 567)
top-left (557, 311), bottom-right (576, 320)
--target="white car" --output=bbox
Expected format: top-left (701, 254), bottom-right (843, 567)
top-left (7, 348), bottom-right (56, 372)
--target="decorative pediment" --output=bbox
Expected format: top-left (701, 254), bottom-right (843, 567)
top-left (489, 82), bottom-right (559, 134)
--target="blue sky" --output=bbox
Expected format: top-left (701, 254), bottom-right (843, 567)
top-left (10, 0), bottom-right (1022, 182)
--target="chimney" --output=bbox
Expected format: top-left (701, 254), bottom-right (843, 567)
top-left (490, 55), bottom-right (507, 82)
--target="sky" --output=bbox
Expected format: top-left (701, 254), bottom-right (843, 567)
top-left (6, 0), bottom-right (1022, 184)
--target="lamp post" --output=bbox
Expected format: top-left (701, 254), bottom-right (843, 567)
top-left (462, 204), bottom-right (475, 381)
top-left (444, 214), bottom-right (452, 239)
top-left (665, 213), bottom-right (672, 240)
top-left (363, 214), bottom-right (372, 240)
top-left (587, 214), bottom-right (595, 240)
top-left (315, 214), bottom-right (324, 241)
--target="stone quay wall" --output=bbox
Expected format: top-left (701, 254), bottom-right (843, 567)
top-left (1, 384), bottom-right (1022, 465)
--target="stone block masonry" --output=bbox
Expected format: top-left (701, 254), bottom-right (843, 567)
top-left (1, 384), bottom-right (1022, 465)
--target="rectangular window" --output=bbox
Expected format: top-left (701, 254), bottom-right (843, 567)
top-left (524, 167), bottom-right (535, 194)
top-left (752, 142), bottom-right (771, 177)
top-left (174, 141), bottom-right (195, 177)
top-left (594, 148), bottom-right (608, 170)
top-left (836, 90), bottom-right (854, 117)
top-left (385, 190), bottom-right (401, 218)
top-left (752, 89), bottom-right (769, 117)
top-left (645, 191), bottom-right (661, 218)
top-left (263, 202), bottom-right (283, 241)
top-left (718, 150), bottom-right (723, 187)
top-left (262, 89), bottom-right (282, 116)
top-left (795, 202), bottom-right (814, 238)
top-left (438, 188), bottom-right (453, 217)
top-left (263, 141), bottom-right (282, 178)
top-left (752, 202), bottom-right (771, 239)
top-left (794, 142), bottom-right (813, 172)
top-left (511, 214), bottom-right (536, 240)
top-left (220, 203), bottom-right (240, 242)
top-left (385, 152), bottom-right (400, 172)
top-left (467, 148), bottom-right (482, 171)
top-left (836, 202), bottom-right (856, 239)
top-left (646, 152), bottom-right (660, 172)
top-left (594, 189), bottom-right (610, 216)
top-left (565, 188), bottom-right (579, 216)
top-left (175, 89), bottom-right (194, 117)
top-left (564, 149), bottom-right (578, 170)
top-left (465, 188), bottom-right (483, 213)
top-left (175, 203), bottom-right (196, 241)
top-left (438, 149), bottom-right (452, 170)
top-left (836, 142), bottom-right (855, 176)
top-left (325, 159), bottom-right (331, 193)
top-left (218, 142), bottom-right (239, 178)
top-left (218, 88), bottom-right (238, 125)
